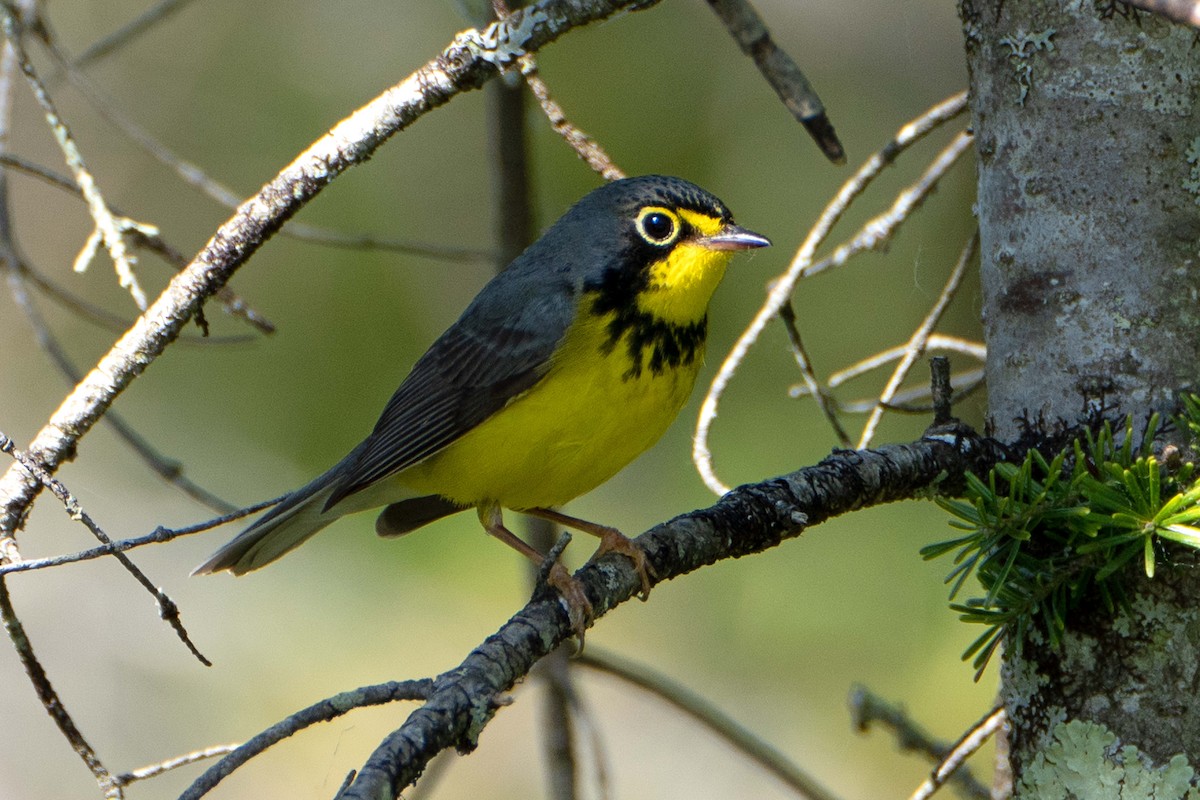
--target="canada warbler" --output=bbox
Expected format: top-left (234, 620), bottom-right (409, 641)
top-left (195, 175), bottom-right (769, 623)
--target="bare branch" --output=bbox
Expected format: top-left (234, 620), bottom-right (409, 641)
top-left (180, 680), bottom-right (434, 800)
top-left (848, 685), bottom-right (990, 800)
top-left (6, 258), bottom-right (241, 511)
top-left (0, 7), bottom-right (149, 307)
top-left (0, 151), bottom-right (276, 334)
top-left (908, 706), bottom-right (1006, 800)
top-left (0, 0), bottom-right (662, 542)
top-left (0, 501), bottom-right (272, 576)
top-left (70, 0), bottom-right (198, 70)
top-left (795, 368), bottom-right (986, 415)
top-left (929, 356), bottom-right (953, 427)
top-left (857, 231), bottom-right (977, 448)
top-left (579, 648), bottom-right (842, 800)
top-left (333, 432), bottom-right (1007, 800)
top-left (694, 90), bottom-right (970, 494)
top-left (0, 432), bottom-right (211, 665)
top-left (825, 336), bottom-right (985, 389)
top-left (704, 0), bottom-right (844, 163)
top-left (520, 58), bottom-right (626, 180)
top-left (113, 743), bottom-right (240, 788)
top-left (777, 299), bottom-right (852, 446)
top-left (0, 577), bottom-right (120, 797)
top-left (493, 0), bottom-right (624, 180)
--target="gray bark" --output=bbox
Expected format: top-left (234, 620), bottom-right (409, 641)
top-left (965, 1), bottom-right (1200, 795)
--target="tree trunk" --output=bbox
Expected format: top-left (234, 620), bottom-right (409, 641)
top-left (965, 1), bottom-right (1200, 794)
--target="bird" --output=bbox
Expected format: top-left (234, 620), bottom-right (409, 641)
top-left (194, 175), bottom-right (769, 631)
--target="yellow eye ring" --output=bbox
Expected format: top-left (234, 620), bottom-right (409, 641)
top-left (635, 206), bottom-right (682, 246)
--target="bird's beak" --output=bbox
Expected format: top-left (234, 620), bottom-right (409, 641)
top-left (699, 224), bottom-right (772, 251)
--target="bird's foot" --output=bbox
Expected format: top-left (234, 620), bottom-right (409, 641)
top-left (544, 561), bottom-right (593, 643)
top-left (590, 527), bottom-right (656, 601)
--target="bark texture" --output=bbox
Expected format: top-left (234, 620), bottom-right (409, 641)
top-left (966, 1), bottom-right (1200, 439)
top-left (965, 2), bottom-right (1200, 794)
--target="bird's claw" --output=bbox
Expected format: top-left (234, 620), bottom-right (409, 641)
top-left (545, 561), bottom-right (593, 643)
top-left (592, 528), bottom-right (656, 601)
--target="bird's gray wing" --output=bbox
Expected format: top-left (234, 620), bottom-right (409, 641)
top-left (323, 280), bottom-right (576, 509)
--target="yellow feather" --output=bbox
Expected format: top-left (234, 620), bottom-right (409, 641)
top-left (398, 244), bottom-right (734, 510)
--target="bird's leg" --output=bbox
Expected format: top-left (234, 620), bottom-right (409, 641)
top-left (477, 504), bottom-right (592, 639)
top-left (525, 507), bottom-right (655, 601)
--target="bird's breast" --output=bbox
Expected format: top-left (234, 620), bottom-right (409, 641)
top-left (397, 303), bottom-right (707, 510)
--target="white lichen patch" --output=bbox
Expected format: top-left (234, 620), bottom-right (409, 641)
top-left (998, 28), bottom-right (1057, 105)
top-left (453, 9), bottom-right (549, 69)
top-left (1017, 720), bottom-right (1199, 799)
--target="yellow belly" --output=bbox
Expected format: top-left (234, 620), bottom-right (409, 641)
top-left (396, 310), bottom-right (703, 510)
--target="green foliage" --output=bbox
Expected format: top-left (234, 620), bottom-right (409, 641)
top-left (923, 412), bottom-right (1200, 678)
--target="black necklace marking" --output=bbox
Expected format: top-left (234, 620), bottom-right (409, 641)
top-left (585, 284), bottom-right (707, 379)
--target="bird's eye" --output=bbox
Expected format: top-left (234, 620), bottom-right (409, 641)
top-left (636, 207), bottom-right (680, 245)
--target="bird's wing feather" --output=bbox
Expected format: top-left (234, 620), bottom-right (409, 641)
top-left (324, 279), bottom-right (576, 508)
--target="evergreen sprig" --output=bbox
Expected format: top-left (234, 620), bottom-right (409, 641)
top-left (923, 410), bottom-right (1200, 678)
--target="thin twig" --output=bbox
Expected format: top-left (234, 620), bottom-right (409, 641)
top-left (520, 58), bottom-right (625, 180)
top-left (817, 368), bottom-right (985, 415)
top-left (930, 356), bottom-right (953, 427)
top-left (857, 231), bottom-right (978, 448)
top-left (704, 0), bottom-right (844, 163)
top-left (0, 7), bottom-right (149, 307)
top-left (113, 743), bottom-right (241, 788)
top-left (0, 150), bottom-right (276, 334)
top-left (492, 0), bottom-right (624, 180)
top-left (908, 706), bottom-right (1006, 800)
top-left (6, 259), bottom-right (241, 511)
top-left (70, 0), bottom-right (197, 70)
top-left (825, 335), bottom-right (985, 388)
top-left (0, 500), bottom-right (273, 576)
top-left (693, 90), bottom-right (970, 494)
top-left (798, 130), bottom-right (974, 281)
top-left (0, 9), bottom-right (119, 790)
top-left (41, 31), bottom-right (495, 266)
top-left (848, 685), bottom-right (990, 800)
top-left (179, 680), bottom-right (434, 800)
top-left (19, 257), bottom-right (254, 344)
top-left (0, 576), bottom-right (120, 797)
top-left (778, 299), bottom-right (852, 446)
top-left (577, 648), bottom-right (842, 800)
top-left (0, 433), bottom-right (211, 664)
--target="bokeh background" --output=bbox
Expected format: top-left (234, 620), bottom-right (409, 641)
top-left (0, 1), bottom-right (989, 798)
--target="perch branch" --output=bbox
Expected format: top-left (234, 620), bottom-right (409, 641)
top-left (328, 431), bottom-right (1008, 800)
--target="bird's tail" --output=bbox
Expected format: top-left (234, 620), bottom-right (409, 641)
top-left (192, 465), bottom-right (349, 576)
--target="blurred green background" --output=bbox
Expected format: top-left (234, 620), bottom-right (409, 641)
top-left (0, 1), bottom-right (990, 798)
